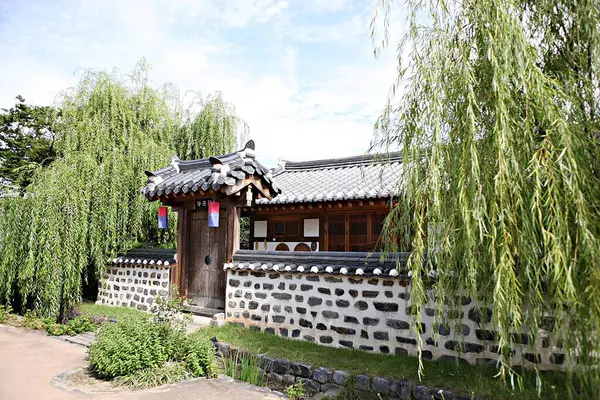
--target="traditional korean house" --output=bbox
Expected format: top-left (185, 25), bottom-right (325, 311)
top-left (96, 140), bottom-right (562, 369)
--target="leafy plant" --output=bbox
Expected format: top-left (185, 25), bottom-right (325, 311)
top-left (285, 381), bottom-right (305, 400)
top-left (89, 318), bottom-right (169, 379)
top-left (151, 285), bottom-right (190, 332)
top-left (221, 351), bottom-right (264, 386)
top-left (0, 304), bottom-right (12, 323)
top-left (114, 361), bottom-right (189, 389)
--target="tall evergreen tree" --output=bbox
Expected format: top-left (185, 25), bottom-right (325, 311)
top-left (372, 0), bottom-right (599, 396)
top-left (0, 96), bottom-right (59, 192)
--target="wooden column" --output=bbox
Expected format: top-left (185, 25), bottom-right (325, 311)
top-left (226, 202), bottom-right (241, 262)
top-left (176, 207), bottom-right (191, 298)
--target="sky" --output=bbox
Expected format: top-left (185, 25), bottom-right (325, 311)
top-left (0, 0), bottom-right (404, 167)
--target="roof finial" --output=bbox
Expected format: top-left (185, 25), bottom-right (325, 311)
top-left (171, 155), bottom-right (181, 173)
top-left (244, 140), bottom-right (255, 150)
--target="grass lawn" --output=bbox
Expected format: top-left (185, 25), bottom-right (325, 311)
top-left (193, 323), bottom-right (570, 400)
top-left (76, 302), bottom-right (148, 321)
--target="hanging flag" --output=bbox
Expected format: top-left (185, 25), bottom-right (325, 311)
top-left (208, 201), bottom-right (219, 228)
top-left (158, 206), bottom-right (168, 229)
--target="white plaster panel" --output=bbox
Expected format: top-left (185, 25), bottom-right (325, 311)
top-left (303, 219), bottom-right (320, 237)
top-left (252, 241), bottom-right (319, 251)
top-left (254, 221), bottom-right (268, 238)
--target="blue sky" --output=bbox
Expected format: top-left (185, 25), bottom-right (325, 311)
top-left (0, 0), bottom-right (403, 167)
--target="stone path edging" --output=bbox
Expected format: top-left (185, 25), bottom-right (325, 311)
top-left (213, 341), bottom-right (485, 400)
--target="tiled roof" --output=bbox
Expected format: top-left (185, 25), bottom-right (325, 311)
top-left (224, 250), bottom-right (410, 278)
top-left (142, 141), bottom-right (280, 200)
top-left (257, 153), bottom-right (402, 205)
top-left (108, 248), bottom-right (177, 267)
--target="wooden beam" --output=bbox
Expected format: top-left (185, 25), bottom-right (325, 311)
top-left (226, 203), bottom-right (241, 262)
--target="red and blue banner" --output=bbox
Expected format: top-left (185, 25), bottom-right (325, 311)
top-left (158, 206), bottom-right (168, 229)
top-left (208, 201), bottom-right (219, 228)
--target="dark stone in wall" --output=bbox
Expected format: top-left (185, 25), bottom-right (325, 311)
top-left (278, 282), bottom-right (285, 290)
top-left (339, 340), bottom-right (353, 348)
top-left (349, 290), bottom-right (358, 298)
top-left (273, 293), bottom-right (292, 300)
top-left (395, 347), bottom-right (408, 355)
top-left (244, 281), bottom-right (252, 288)
top-left (228, 301), bottom-right (237, 308)
top-left (354, 301), bottom-right (368, 310)
top-left (322, 311), bottom-right (339, 319)
top-left (512, 333), bottom-right (529, 345)
top-left (318, 288), bottom-right (331, 295)
top-left (438, 324), bottom-right (450, 336)
top-left (412, 385), bottom-right (430, 400)
top-left (363, 317), bottom-right (379, 326)
top-left (390, 379), bottom-right (412, 400)
top-left (361, 330), bottom-right (369, 339)
top-left (297, 378), bottom-right (320, 393)
top-left (541, 316), bottom-right (555, 331)
top-left (239, 301), bottom-right (246, 308)
top-left (362, 290), bottom-right (379, 298)
top-left (336, 299), bottom-right (350, 308)
top-left (379, 346), bottom-right (390, 354)
top-left (289, 284), bottom-right (297, 290)
top-left (251, 272), bottom-right (266, 278)
top-left (303, 335), bottom-right (315, 342)
top-left (440, 355), bottom-right (467, 364)
top-left (397, 337), bottom-right (417, 345)
top-left (335, 288), bottom-right (344, 296)
top-left (425, 308), bottom-right (436, 317)
top-left (251, 314), bottom-right (262, 321)
top-left (320, 336), bottom-right (333, 344)
top-left (296, 307), bottom-right (306, 314)
top-left (306, 276), bottom-right (320, 282)
top-left (249, 301), bottom-right (259, 310)
top-left (426, 337), bottom-right (437, 346)
top-left (284, 275), bottom-right (293, 280)
top-left (475, 329), bottom-right (497, 341)
top-left (331, 326), bottom-right (355, 335)
top-left (524, 353), bottom-right (541, 363)
top-left (272, 315), bottom-right (286, 323)
top-left (375, 302), bottom-right (399, 312)
top-left (261, 304), bottom-right (270, 312)
top-left (367, 279), bottom-right (379, 286)
top-left (311, 311), bottom-right (317, 317)
top-left (325, 300), bottom-right (333, 306)
top-left (280, 328), bottom-right (288, 337)
top-left (316, 323), bottom-right (327, 331)
top-left (373, 376), bottom-right (390, 394)
top-left (344, 316), bottom-right (359, 324)
top-left (422, 350), bottom-right (433, 360)
top-left (325, 277), bottom-right (343, 283)
top-left (263, 283), bottom-right (274, 290)
top-left (273, 305), bottom-right (281, 313)
top-left (301, 284), bottom-right (313, 291)
top-left (374, 331), bottom-right (389, 341)
top-left (385, 291), bottom-right (393, 298)
top-left (265, 328), bottom-right (275, 335)
top-left (444, 341), bottom-right (484, 353)
top-left (490, 345), bottom-right (516, 357)
top-left (243, 311), bottom-right (250, 318)
top-left (238, 271), bottom-right (249, 276)
top-left (551, 353), bottom-right (564, 365)
top-left (249, 325), bottom-right (261, 331)
top-left (383, 280), bottom-right (394, 287)
top-left (244, 292), bottom-right (252, 299)
top-left (308, 297), bottom-right (322, 306)
top-left (386, 319), bottom-right (409, 330)
top-left (295, 295), bottom-right (304, 302)
top-left (229, 279), bottom-right (240, 287)
top-left (399, 292), bottom-right (410, 300)
top-left (313, 367), bottom-right (333, 383)
top-left (269, 273), bottom-right (279, 279)
top-left (349, 278), bottom-right (363, 284)
top-left (254, 284), bottom-right (260, 289)
top-left (285, 305), bottom-right (292, 313)
top-left (273, 359), bottom-right (290, 374)
top-left (292, 329), bottom-right (301, 338)
top-left (359, 345), bottom-right (373, 351)
top-left (300, 319), bottom-right (313, 328)
top-left (468, 307), bottom-right (493, 323)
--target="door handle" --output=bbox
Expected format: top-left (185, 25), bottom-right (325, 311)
top-left (205, 255), bottom-right (212, 265)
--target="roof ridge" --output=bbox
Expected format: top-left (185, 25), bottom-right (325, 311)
top-left (282, 152), bottom-right (401, 172)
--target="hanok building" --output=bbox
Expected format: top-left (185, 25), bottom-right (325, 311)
top-left (97, 140), bottom-right (562, 368)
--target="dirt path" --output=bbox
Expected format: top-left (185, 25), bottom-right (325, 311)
top-left (0, 325), bottom-right (282, 400)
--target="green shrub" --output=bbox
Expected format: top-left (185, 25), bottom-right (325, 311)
top-left (285, 381), bottom-right (305, 400)
top-left (89, 318), bottom-right (169, 379)
top-left (0, 304), bottom-right (11, 323)
top-left (45, 316), bottom-right (97, 336)
top-left (114, 361), bottom-right (189, 389)
top-left (180, 336), bottom-right (216, 378)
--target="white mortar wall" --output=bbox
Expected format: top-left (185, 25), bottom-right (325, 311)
top-left (225, 270), bottom-right (563, 370)
top-left (97, 265), bottom-right (171, 311)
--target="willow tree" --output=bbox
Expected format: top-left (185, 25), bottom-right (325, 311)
top-left (0, 61), bottom-right (241, 319)
top-left (372, 0), bottom-right (599, 396)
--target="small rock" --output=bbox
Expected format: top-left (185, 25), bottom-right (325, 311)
top-left (258, 355), bottom-right (274, 372)
top-left (332, 370), bottom-right (349, 386)
top-left (372, 376), bottom-right (390, 395)
top-left (290, 362), bottom-right (312, 378)
top-left (390, 379), bottom-right (413, 400)
top-left (312, 367), bottom-right (332, 384)
top-left (296, 377), bottom-right (320, 394)
top-left (283, 374), bottom-right (296, 385)
top-left (413, 385), bottom-right (431, 400)
top-left (320, 383), bottom-right (340, 393)
top-left (267, 372), bottom-right (283, 383)
top-left (273, 358), bottom-right (291, 374)
top-left (354, 375), bottom-right (370, 391)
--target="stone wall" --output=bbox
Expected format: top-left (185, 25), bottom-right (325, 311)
top-left (225, 270), bottom-right (563, 370)
top-left (96, 265), bottom-right (171, 311)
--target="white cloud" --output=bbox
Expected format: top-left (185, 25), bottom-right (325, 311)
top-left (0, 0), bottom-right (405, 166)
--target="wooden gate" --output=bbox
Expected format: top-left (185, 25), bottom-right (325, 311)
top-left (186, 208), bottom-right (228, 310)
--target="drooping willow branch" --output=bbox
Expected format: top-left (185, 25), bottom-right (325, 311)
top-left (372, 0), bottom-right (599, 396)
